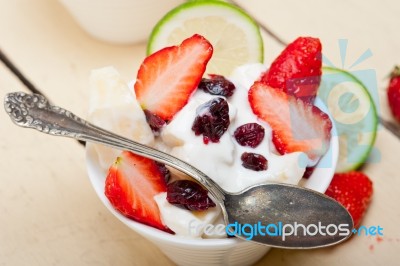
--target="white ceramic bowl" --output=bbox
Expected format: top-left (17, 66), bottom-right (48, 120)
top-left (58, 0), bottom-right (184, 44)
top-left (86, 98), bottom-right (338, 266)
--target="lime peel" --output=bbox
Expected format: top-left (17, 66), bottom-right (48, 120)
top-left (320, 67), bottom-right (378, 173)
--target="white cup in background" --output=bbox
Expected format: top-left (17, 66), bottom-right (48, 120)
top-left (58, 0), bottom-right (184, 44)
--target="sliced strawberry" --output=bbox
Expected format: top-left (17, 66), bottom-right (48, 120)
top-left (105, 151), bottom-right (173, 233)
top-left (325, 171), bottom-right (373, 227)
top-left (134, 34), bottom-right (213, 124)
top-left (260, 37), bottom-right (322, 104)
top-left (248, 82), bottom-right (332, 163)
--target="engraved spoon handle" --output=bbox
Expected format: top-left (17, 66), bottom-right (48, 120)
top-left (4, 92), bottom-right (225, 201)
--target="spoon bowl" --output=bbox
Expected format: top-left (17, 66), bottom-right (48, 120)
top-left (224, 183), bottom-right (352, 248)
top-left (4, 91), bottom-right (353, 249)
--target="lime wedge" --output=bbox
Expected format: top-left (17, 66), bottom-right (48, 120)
top-left (319, 67), bottom-right (378, 173)
top-left (147, 0), bottom-right (263, 76)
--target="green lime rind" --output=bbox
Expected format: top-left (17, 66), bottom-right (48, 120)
top-left (320, 67), bottom-right (378, 173)
top-left (147, 0), bottom-right (263, 63)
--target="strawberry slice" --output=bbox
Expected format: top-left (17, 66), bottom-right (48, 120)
top-left (248, 82), bottom-right (332, 163)
top-left (260, 37), bottom-right (322, 104)
top-left (134, 34), bottom-right (213, 124)
top-left (325, 171), bottom-right (373, 227)
top-left (105, 151), bottom-right (173, 233)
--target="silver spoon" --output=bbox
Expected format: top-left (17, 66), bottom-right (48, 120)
top-left (4, 92), bottom-right (353, 248)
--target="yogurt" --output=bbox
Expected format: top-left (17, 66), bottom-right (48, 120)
top-left (158, 63), bottom-right (306, 193)
top-left (89, 64), bottom-right (308, 239)
top-left (151, 64), bottom-right (307, 238)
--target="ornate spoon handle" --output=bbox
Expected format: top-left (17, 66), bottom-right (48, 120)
top-left (4, 92), bottom-right (225, 201)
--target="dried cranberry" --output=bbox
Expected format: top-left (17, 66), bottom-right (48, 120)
top-left (155, 162), bottom-right (170, 183)
top-left (198, 74), bottom-right (236, 97)
top-left (144, 110), bottom-right (166, 133)
top-left (234, 123), bottom-right (265, 148)
top-left (241, 152), bottom-right (268, 171)
top-left (166, 180), bottom-right (216, 211)
top-left (302, 167), bottom-right (315, 179)
top-left (191, 98), bottom-right (230, 144)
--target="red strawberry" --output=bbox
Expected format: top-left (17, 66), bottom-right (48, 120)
top-left (134, 34), bottom-right (213, 124)
top-left (387, 65), bottom-right (400, 122)
top-left (325, 172), bottom-right (373, 227)
top-left (105, 151), bottom-right (173, 233)
top-left (248, 82), bottom-right (332, 162)
top-left (260, 37), bottom-right (322, 104)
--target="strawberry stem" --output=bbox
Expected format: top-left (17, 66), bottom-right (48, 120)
top-left (390, 65), bottom-right (400, 78)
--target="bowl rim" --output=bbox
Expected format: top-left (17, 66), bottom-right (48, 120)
top-left (85, 97), bottom-right (338, 247)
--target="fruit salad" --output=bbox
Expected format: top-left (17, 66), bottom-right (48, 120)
top-left (88, 34), bottom-right (337, 238)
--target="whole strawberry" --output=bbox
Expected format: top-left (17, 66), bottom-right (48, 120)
top-left (260, 37), bottom-right (322, 104)
top-left (387, 66), bottom-right (400, 122)
top-left (325, 172), bottom-right (373, 227)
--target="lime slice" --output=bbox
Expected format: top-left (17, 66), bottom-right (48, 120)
top-left (147, 0), bottom-right (263, 76)
top-left (318, 67), bottom-right (378, 173)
